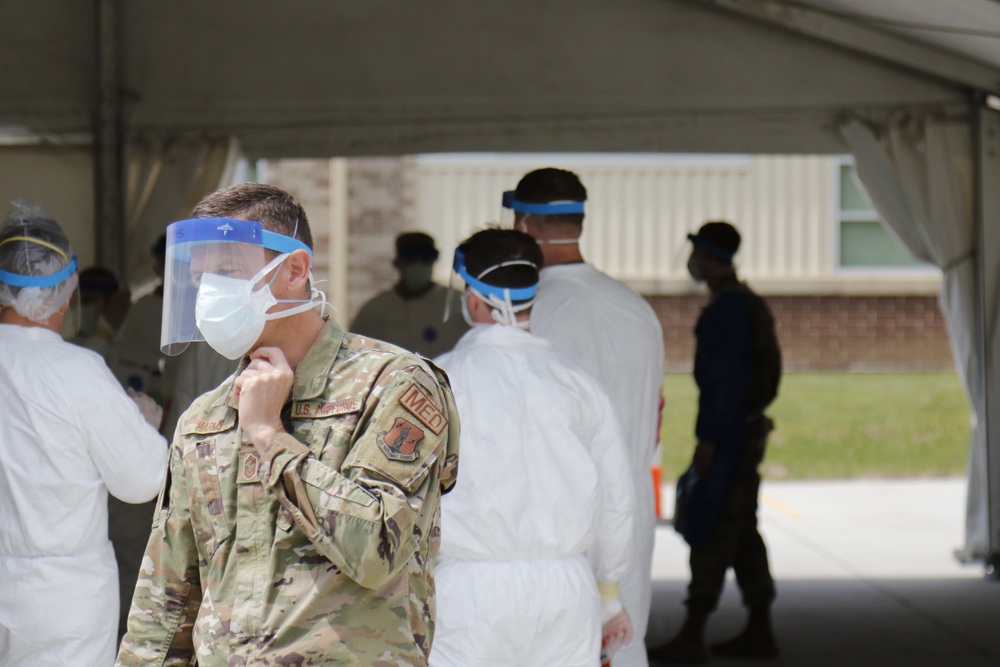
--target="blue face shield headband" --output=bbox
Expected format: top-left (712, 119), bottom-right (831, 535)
top-left (166, 217), bottom-right (313, 260)
top-left (687, 233), bottom-right (735, 261)
top-left (501, 191), bottom-right (586, 216)
top-left (0, 234), bottom-right (78, 288)
top-left (0, 255), bottom-right (77, 288)
top-left (453, 249), bottom-right (538, 303)
top-left (450, 248), bottom-right (538, 328)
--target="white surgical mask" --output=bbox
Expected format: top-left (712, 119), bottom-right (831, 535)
top-left (195, 253), bottom-right (318, 360)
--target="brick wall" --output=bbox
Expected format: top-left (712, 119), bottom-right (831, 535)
top-left (264, 160), bottom-right (331, 284)
top-left (649, 294), bottom-right (955, 372)
top-left (346, 156), bottom-right (416, 320)
top-left (265, 157), bottom-right (418, 323)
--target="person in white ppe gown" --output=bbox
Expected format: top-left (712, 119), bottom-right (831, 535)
top-left (504, 168), bottom-right (665, 667)
top-left (431, 228), bottom-right (635, 667)
top-left (0, 201), bottom-right (168, 667)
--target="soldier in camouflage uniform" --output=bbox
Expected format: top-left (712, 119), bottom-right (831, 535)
top-left (116, 183), bottom-right (460, 667)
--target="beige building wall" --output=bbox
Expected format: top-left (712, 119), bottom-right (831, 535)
top-left (264, 153), bottom-right (944, 336)
top-left (413, 153), bottom-right (941, 297)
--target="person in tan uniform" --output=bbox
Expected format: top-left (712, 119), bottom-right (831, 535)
top-left (351, 232), bottom-right (468, 357)
top-left (116, 183), bottom-right (460, 667)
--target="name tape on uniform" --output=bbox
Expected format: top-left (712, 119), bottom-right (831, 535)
top-left (292, 398), bottom-right (362, 419)
top-left (398, 383), bottom-right (447, 435)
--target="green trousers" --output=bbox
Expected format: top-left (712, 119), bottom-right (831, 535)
top-left (685, 434), bottom-right (776, 614)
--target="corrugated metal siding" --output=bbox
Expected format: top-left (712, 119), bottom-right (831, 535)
top-left (414, 154), bottom-right (936, 294)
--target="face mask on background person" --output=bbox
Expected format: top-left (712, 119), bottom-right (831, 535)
top-left (78, 302), bottom-right (100, 337)
top-left (195, 253), bottom-right (317, 360)
top-left (687, 255), bottom-right (703, 283)
top-left (401, 262), bottom-right (434, 291)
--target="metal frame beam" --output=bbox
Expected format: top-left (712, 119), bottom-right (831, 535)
top-left (95, 0), bottom-right (124, 277)
top-left (694, 0), bottom-right (1000, 95)
top-left (975, 97), bottom-right (1000, 575)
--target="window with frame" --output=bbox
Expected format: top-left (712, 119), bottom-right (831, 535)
top-left (838, 163), bottom-right (929, 269)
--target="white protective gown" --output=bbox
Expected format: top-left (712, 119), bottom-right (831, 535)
top-left (0, 324), bottom-right (168, 667)
top-left (432, 325), bottom-right (635, 667)
top-left (350, 283), bottom-right (469, 358)
top-left (531, 263), bottom-right (665, 667)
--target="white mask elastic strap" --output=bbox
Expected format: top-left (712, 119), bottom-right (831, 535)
top-left (253, 253), bottom-right (321, 321)
top-left (470, 287), bottom-right (534, 329)
top-left (536, 239), bottom-right (579, 245)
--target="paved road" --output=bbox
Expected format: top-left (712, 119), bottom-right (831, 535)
top-left (646, 478), bottom-right (1000, 666)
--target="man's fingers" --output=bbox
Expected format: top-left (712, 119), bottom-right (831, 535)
top-left (248, 346), bottom-right (290, 369)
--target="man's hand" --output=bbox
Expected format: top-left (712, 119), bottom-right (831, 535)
top-left (601, 609), bottom-right (633, 659)
top-left (692, 440), bottom-right (715, 476)
top-left (233, 347), bottom-right (294, 449)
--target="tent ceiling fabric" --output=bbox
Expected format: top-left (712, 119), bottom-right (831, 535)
top-left (0, 0), bottom-right (981, 158)
top-left (793, 0), bottom-right (1000, 70)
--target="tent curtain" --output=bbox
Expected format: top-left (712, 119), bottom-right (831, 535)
top-left (840, 116), bottom-right (986, 560)
top-left (122, 135), bottom-right (242, 289)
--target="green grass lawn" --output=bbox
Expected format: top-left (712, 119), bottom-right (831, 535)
top-left (659, 372), bottom-right (972, 482)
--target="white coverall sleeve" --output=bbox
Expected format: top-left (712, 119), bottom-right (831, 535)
top-left (588, 387), bottom-right (636, 596)
top-left (77, 358), bottom-right (168, 503)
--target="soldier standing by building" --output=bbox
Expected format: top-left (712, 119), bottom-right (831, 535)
top-left (351, 231), bottom-right (468, 357)
top-left (116, 183), bottom-right (460, 667)
top-left (650, 221), bottom-right (781, 663)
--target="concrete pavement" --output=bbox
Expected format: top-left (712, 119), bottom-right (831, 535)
top-left (645, 478), bottom-right (1000, 666)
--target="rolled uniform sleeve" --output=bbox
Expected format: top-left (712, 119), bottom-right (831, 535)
top-left (257, 364), bottom-right (455, 590)
top-left (116, 438), bottom-right (203, 667)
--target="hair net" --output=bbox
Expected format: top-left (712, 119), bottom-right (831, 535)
top-left (0, 200), bottom-right (78, 323)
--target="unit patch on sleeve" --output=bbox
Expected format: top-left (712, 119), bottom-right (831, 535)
top-left (377, 417), bottom-right (426, 462)
top-left (398, 382), bottom-right (448, 435)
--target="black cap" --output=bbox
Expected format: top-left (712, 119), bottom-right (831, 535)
top-left (687, 221), bottom-right (741, 262)
top-left (395, 232), bottom-right (439, 262)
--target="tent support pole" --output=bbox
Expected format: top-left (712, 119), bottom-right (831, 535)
top-left (94, 0), bottom-right (124, 278)
top-left (974, 96), bottom-right (1000, 578)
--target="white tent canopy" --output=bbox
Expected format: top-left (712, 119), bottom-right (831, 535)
top-left (2, 0), bottom-right (1000, 567)
top-left (1, 0), bottom-right (985, 156)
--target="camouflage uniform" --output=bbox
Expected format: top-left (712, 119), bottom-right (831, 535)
top-left (116, 321), bottom-right (460, 667)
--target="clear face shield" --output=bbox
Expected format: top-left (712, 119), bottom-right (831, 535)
top-left (446, 248), bottom-right (538, 329)
top-left (500, 190), bottom-right (586, 243)
top-left (161, 217), bottom-right (320, 359)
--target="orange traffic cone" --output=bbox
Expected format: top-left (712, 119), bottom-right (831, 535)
top-left (651, 443), bottom-right (663, 519)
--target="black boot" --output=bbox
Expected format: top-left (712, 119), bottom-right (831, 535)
top-left (710, 605), bottom-right (778, 658)
top-left (647, 611), bottom-right (709, 664)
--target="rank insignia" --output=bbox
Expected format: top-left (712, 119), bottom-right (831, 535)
top-left (238, 450), bottom-right (260, 484)
top-left (377, 417), bottom-right (425, 462)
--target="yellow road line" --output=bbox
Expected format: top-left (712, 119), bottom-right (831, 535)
top-left (761, 493), bottom-right (802, 520)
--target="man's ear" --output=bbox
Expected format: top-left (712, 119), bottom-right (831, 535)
top-left (283, 249), bottom-right (312, 292)
top-left (465, 289), bottom-right (493, 323)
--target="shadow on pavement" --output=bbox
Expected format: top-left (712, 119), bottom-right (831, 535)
top-left (647, 577), bottom-right (1000, 667)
